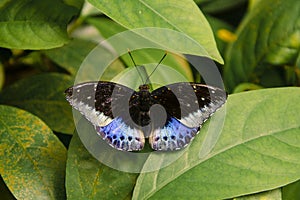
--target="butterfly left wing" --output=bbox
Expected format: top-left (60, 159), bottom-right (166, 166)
top-left (149, 82), bottom-right (227, 150)
top-left (65, 81), bottom-right (145, 151)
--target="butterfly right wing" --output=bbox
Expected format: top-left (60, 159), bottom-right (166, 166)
top-left (149, 82), bottom-right (227, 151)
top-left (65, 81), bottom-right (145, 151)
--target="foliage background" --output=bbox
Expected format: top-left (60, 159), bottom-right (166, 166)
top-left (0, 0), bottom-right (299, 199)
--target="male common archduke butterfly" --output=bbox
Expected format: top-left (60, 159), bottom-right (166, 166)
top-left (65, 53), bottom-right (227, 151)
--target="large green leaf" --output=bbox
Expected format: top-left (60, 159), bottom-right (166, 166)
top-left (87, 18), bottom-right (194, 86)
top-left (87, 0), bottom-right (223, 64)
top-left (133, 87), bottom-right (300, 199)
top-left (0, 73), bottom-right (74, 134)
top-left (224, 0), bottom-right (300, 92)
top-left (0, 105), bottom-right (67, 199)
top-left (0, 0), bottom-right (78, 49)
top-left (66, 130), bottom-right (137, 199)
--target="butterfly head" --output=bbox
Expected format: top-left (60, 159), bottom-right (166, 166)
top-left (138, 84), bottom-right (150, 91)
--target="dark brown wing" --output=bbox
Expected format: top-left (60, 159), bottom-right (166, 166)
top-left (150, 82), bottom-right (227, 128)
top-left (65, 81), bottom-right (137, 124)
top-left (65, 81), bottom-right (145, 151)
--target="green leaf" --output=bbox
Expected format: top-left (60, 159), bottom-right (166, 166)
top-left (224, 0), bottom-right (300, 92)
top-left (0, 73), bottom-right (74, 134)
top-left (87, 0), bottom-right (223, 64)
top-left (133, 87), bottom-right (300, 200)
top-left (282, 180), bottom-right (300, 200)
top-left (66, 130), bottom-right (137, 199)
top-left (0, 0), bottom-right (78, 49)
top-left (44, 39), bottom-right (98, 75)
top-left (0, 105), bottom-right (67, 199)
top-left (87, 18), bottom-right (194, 86)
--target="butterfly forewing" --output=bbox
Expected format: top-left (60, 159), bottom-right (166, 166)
top-left (150, 82), bottom-right (227, 127)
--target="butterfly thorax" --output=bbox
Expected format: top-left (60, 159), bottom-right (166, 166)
top-left (137, 84), bottom-right (151, 111)
top-left (128, 84), bottom-right (152, 127)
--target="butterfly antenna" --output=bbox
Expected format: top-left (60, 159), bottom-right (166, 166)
top-left (128, 49), bottom-right (145, 84)
top-left (145, 51), bottom-right (167, 84)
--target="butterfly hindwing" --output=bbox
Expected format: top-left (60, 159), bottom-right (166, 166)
top-left (65, 81), bottom-right (145, 151)
top-left (96, 117), bottom-right (144, 151)
top-left (149, 116), bottom-right (198, 151)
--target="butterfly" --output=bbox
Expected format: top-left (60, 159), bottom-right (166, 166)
top-left (65, 81), bottom-right (227, 151)
top-left (65, 51), bottom-right (227, 151)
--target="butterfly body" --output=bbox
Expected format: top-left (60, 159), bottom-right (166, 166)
top-left (65, 81), bottom-right (227, 151)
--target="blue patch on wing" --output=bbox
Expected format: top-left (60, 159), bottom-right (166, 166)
top-left (96, 117), bottom-right (145, 151)
top-left (149, 117), bottom-right (198, 151)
